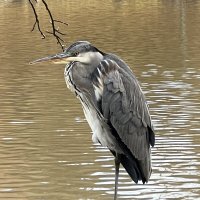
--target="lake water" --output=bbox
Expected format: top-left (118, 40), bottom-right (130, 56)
top-left (0, 0), bottom-right (200, 199)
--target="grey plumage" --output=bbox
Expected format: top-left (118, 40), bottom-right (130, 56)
top-left (91, 57), bottom-right (154, 182)
top-left (31, 41), bottom-right (155, 200)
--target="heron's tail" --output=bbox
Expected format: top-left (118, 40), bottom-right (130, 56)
top-left (121, 145), bottom-right (152, 184)
top-left (120, 154), bottom-right (147, 184)
top-left (110, 150), bottom-right (148, 184)
top-left (108, 122), bottom-right (152, 184)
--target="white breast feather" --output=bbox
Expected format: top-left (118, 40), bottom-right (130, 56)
top-left (81, 101), bottom-right (108, 147)
top-left (93, 68), bottom-right (104, 101)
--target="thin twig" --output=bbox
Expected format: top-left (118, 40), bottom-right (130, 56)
top-left (56, 29), bottom-right (67, 36)
top-left (46, 31), bottom-right (65, 41)
top-left (54, 20), bottom-right (68, 26)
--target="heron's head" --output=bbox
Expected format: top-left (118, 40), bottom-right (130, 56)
top-left (30, 41), bottom-right (104, 66)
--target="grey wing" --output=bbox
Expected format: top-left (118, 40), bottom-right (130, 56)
top-left (92, 59), bottom-right (155, 182)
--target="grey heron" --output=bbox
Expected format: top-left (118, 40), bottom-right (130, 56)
top-left (30, 41), bottom-right (155, 200)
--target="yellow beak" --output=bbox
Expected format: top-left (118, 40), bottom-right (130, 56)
top-left (29, 52), bottom-right (72, 65)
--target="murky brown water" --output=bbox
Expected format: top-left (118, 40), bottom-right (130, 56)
top-left (0, 0), bottom-right (200, 199)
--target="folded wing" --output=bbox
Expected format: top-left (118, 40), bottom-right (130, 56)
top-left (92, 58), bottom-right (155, 182)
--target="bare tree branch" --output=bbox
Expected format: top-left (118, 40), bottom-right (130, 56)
top-left (41, 0), bottom-right (66, 50)
top-left (28, 0), bottom-right (68, 51)
top-left (28, 0), bottom-right (45, 39)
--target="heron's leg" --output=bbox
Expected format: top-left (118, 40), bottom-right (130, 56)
top-left (114, 153), bottom-right (121, 200)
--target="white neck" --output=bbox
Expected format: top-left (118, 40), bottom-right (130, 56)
top-left (68, 52), bottom-right (103, 64)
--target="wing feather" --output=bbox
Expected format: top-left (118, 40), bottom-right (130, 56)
top-left (92, 58), bottom-right (155, 181)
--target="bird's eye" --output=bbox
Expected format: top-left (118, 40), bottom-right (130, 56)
top-left (74, 52), bottom-right (79, 56)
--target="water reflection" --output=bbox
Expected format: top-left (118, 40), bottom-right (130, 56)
top-left (0, 0), bottom-right (200, 199)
